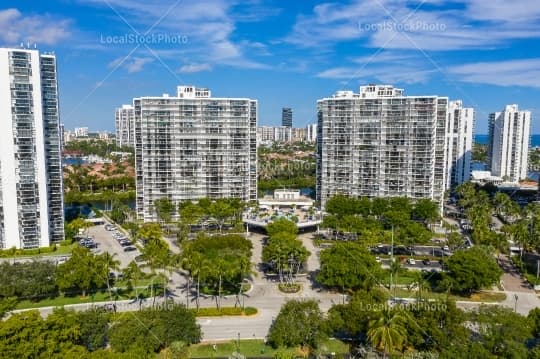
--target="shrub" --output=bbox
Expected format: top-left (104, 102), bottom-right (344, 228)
top-left (191, 307), bottom-right (257, 317)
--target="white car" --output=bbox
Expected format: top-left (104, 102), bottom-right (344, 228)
top-left (406, 258), bottom-right (416, 265)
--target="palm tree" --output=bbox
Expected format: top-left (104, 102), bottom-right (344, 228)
top-left (389, 260), bottom-right (401, 297)
top-left (122, 260), bottom-right (144, 299)
top-left (98, 252), bottom-right (120, 303)
top-left (367, 308), bottom-right (408, 358)
top-left (412, 271), bottom-right (429, 300)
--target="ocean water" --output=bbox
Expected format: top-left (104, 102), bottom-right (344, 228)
top-left (475, 134), bottom-right (540, 147)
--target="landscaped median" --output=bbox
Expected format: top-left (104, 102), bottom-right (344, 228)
top-left (191, 306), bottom-right (258, 316)
top-left (189, 339), bottom-right (348, 358)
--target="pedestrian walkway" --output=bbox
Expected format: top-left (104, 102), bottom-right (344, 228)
top-left (499, 255), bottom-right (535, 293)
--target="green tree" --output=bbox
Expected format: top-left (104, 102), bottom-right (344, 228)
top-left (0, 261), bottom-right (58, 299)
top-left (138, 222), bottom-right (163, 243)
top-left (0, 297), bottom-right (17, 319)
top-left (56, 246), bottom-right (102, 297)
top-left (443, 246), bottom-right (501, 294)
top-left (405, 299), bottom-right (468, 352)
top-left (108, 303), bottom-right (201, 354)
top-left (122, 260), bottom-right (145, 299)
top-left (317, 242), bottom-right (383, 291)
top-left (110, 200), bottom-right (130, 224)
top-left (262, 232), bottom-right (309, 284)
top-left (208, 199), bottom-right (235, 233)
top-left (326, 288), bottom-right (388, 338)
top-left (266, 218), bottom-right (298, 237)
top-left (97, 252), bottom-right (120, 302)
top-left (181, 234), bottom-right (252, 309)
top-left (268, 300), bottom-right (326, 349)
top-left (447, 231), bottom-right (465, 251)
top-left (472, 305), bottom-right (532, 358)
top-left (154, 198), bottom-right (176, 225)
top-left (413, 198), bottom-right (440, 226)
top-left (367, 308), bottom-right (408, 358)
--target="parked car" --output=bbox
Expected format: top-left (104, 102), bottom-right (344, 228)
top-left (123, 246), bottom-right (137, 252)
top-left (135, 255), bottom-right (146, 262)
top-left (119, 240), bottom-right (131, 247)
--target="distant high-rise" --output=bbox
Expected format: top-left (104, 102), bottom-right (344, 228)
top-left (74, 127), bottom-right (88, 137)
top-left (282, 107), bottom-right (292, 127)
top-left (488, 105), bottom-right (531, 182)
top-left (115, 104), bottom-right (135, 148)
top-left (306, 124), bottom-right (317, 143)
top-left (0, 48), bottom-right (64, 248)
top-left (134, 86), bottom-right (257, 222)
top-left (445, 101), bottom-right (475, 188)
top-left (317, 85), bottom-right (448, 209)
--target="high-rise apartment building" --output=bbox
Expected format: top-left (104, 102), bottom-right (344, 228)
top-left (0, 48), bottom-right (64, 248)
top-left (134, 86), bottom-right (257, 222)
top-left (317, 85), bottom-right (448, 209)
top-left (306, 124), bottom-right (317, 143)
top-left (293, 128), bottom-right (306, 142)
top-left (488, 105), bottom-right (531, 182)
top-left (282, 107), bottom-right (292, 127)
top-left (115, 104), bottom-right (135, 147)
top-left (445, 101), bottom-right (474, 188)
top-left (74, 127), bottom-right (88, 137)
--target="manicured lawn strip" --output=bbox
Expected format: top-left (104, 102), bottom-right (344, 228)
top-left (189, 339), bottom-right (348, 358)
top-left (390, 288), bottom-right (506, 302)
top-left (15, 288), bottom-right (152, 309)
top-left (0, 243), bottom-right (76, 259)
top-left (190, 307), bottom-right (257, 316)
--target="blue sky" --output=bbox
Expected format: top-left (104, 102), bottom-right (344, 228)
top-left (2, 0), bottom-right (540, 133)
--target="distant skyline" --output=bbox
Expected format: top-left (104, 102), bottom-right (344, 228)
top-left (2, 1), bottom-right (540, 133)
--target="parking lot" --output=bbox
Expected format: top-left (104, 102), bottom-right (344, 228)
top-left (86, 222), bottom-right (141, 267)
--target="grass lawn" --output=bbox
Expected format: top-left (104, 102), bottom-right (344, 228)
top-left (390, 287), bottom-right (506, 302)
top-left (15, 288), bottom-right (152, 310)
top-left (189, 339), bottom-right (348, 358)
top-left (0, 243), bottom-right (76, 259)
top-left (381, 272), bottom-right (417, 286)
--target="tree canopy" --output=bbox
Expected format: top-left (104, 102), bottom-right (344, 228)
top-left (443, 246), bottom-right (502, 294)
top-left (317, 242), bottom-right (383, 291)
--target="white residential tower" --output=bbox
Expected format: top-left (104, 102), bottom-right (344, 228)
top-left (488, 105), bottom-right (531, 182)
top-left (0, 48), bottom-right (64, 249)
top-left (134, 86), bottom-right (258, 222)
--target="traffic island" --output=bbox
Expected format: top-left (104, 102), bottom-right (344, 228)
top-left (278, 283), bottom-right (302, 293)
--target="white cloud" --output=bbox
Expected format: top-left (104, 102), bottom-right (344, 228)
top-left (286, 0), bottom-right (540, 50)
top-left (108, 56), bottom-right (154, 73)
top-left (466, 0), bottom-right (540, 22)
top-left (316, 64), bottom-right (434, 84)
top-left (178, 63), bottom-right (212, 73)
top-left (449, 59), bottom-right (540, 88)
top-left (0, 8), bottom-right (71, 45)
top-left (76, 0), bottom-right (271, 71)
top-left (126, 57), bottom-right (154, 73)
